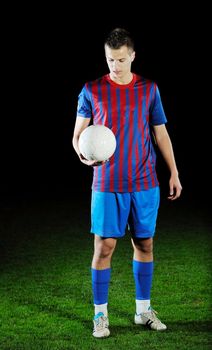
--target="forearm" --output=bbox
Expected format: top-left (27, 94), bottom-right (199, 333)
top-left (72, 116), bottom-right (91, 159)
top-left (72, 135), bottom-right (81, 159)
top-left (156, 134), bottom-right (179, 176)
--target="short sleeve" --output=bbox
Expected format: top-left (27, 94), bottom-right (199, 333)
top-left (150, 85), bottom-right (167, 125)
top-left (76, 85), bottom-right (92, 118)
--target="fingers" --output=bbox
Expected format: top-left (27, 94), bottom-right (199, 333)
top-left (167, 186), bottom-right (182, 200)
top-left (168, 175), bottom-right (182, 200)
top-left (81, 159), bottom-right (97, 166)
top-left (79, 154), bottom-right (108, 167)
top-left (92, 159), bottom-right (108, 166)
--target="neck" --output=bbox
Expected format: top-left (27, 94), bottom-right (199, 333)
top-left (109, 72), bottom-right (133, 85)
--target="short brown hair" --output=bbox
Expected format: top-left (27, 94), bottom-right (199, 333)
top-left (104, 28), bottom-right (134, 51)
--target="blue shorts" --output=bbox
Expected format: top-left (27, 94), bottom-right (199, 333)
top-left (91, 187), bottom-right (160, 239)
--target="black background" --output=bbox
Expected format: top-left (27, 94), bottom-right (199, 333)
top-left (1, 5), bottom-right (210, 203)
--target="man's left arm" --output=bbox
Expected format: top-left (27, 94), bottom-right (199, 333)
top-left (152, 124), bottom-right (182, 200)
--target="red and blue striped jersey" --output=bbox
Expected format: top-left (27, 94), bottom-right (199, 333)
top-left (76, 73), bottom-right (167, 192)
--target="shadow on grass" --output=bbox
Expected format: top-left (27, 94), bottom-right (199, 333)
top-left (13, 293), bottom-right (211, 333)
top-left (93, 320), bottom-right (212, 339)
top-left (38, 303), bottom-right (211, 336)
top-left (165, 320), bottom-right (212, 333)
top-left (104, 320), bottom-right (211, 333)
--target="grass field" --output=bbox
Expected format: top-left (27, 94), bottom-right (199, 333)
top-left (0, 192), bottom-right (211, 349)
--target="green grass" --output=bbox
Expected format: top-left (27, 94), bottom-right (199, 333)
top-left (0, 193), bottom-right (211, 349)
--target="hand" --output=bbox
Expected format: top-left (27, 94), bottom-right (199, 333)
top-left (79, 154), bottom-right (108, 167)
top-left (168, 174), bottom-right (182, 200)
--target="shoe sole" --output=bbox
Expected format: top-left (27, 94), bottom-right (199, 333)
top-left (135, 319), bottom-right (167, 331)
top-left (93, 329), bottom-right (110, 338)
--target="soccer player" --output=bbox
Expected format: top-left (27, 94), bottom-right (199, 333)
top-left (72, 28), bottom-right (182, 338)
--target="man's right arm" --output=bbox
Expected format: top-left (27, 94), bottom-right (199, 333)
top-left (72, 116), bottom-right (96, 166)
top-left (72, 116), bottom-right (90, 157)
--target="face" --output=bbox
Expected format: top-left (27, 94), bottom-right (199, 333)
top-left (105, 45), bottom-right (135, 82)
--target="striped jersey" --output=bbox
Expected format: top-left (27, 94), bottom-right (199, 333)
top-left (76, 73), bottom-right (167, 192)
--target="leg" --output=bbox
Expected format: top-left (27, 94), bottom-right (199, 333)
top-left (91, 235), bottom-right (116, 314)
top-left (91, 235), bottom-right (117, 338)
top-left (132, 237), bottom-right (166, 330)
top-left (132, 237), bottom-right (153, 262)
top-left (129, 188), bottom-right (166, 330)
top-left (132, 237), bottom-right (154, 312)
top-left (90, 191), bottom-right (129, 337)
top-left (128, 188), bottom-right (158, 309)
top-left (92, 235), bottom-right (117, 270)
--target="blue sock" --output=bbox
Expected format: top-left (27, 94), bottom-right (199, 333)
top-left (133, 260), bottom-right (154, 300)
top-left (91, 268), bottom-right (111, 305)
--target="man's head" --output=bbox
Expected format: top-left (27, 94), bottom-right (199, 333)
top-left (104, 28), bottom-right (135, 83)
top-left (104, 28), bottom-right (135, 52)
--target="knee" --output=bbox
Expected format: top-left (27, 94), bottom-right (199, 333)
top-left (94, 239), bottom-right (116, 260)
top-left (133, 238), bottom-right (153, 254)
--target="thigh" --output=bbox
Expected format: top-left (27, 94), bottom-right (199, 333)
top-left (91, 191), bottom-right (130, 238)
top-left (128, 187), bottom-right (160, 238)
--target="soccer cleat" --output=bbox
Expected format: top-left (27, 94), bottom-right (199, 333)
top-left (134, 308), bottom-right (167, 331)
top-left (93, 312), bottom-right (110, 338)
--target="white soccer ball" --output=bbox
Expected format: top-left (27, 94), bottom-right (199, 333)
top-left (78, 125), bottom-right (116, 161)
